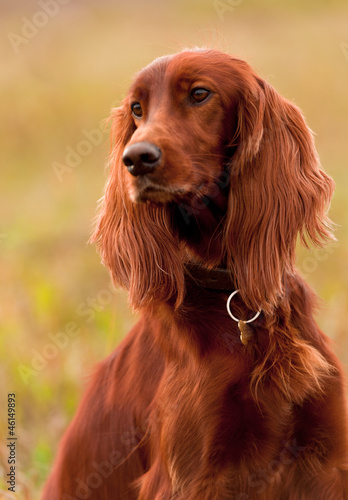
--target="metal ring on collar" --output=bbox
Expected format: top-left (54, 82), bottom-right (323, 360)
top-left (226, 290), bottom-right (261, 324)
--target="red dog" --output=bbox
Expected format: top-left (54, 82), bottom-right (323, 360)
top-left (42, 49), bottom-right (348, 499)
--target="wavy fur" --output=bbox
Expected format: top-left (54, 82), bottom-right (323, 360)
top-left (43, 49), bottom-right (347, 500)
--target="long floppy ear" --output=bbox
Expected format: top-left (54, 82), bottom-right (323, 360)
top-left (223, 76), bottom-right (335, 314)
top-left (91, 103), bottom-right (185, 308)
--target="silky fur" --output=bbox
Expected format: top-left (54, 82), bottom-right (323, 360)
top-left (42, 49), bottom-right (348, 500)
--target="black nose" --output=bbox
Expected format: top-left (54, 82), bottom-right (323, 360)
top-left (122, 141), bottom-right (162, 176)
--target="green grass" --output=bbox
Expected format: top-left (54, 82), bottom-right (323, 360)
top-left (1, 1), bottom-right (348, 497)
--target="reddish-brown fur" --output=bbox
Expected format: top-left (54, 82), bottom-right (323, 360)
top-left (42, 49), bottom-right (348, 499)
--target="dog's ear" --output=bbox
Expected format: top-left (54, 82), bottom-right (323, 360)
top-left (91, 103), bottom-right (185, 308)
top-left (223, 76), bottom-right (335, 314)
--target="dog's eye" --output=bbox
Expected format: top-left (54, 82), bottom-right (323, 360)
top-left (131, 102), bottom-right (143, 118)
top-left (190, 88), bottom-right (211, 103)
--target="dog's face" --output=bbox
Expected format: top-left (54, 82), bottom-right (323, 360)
top-left (122, 51), bottom-right (239, 204)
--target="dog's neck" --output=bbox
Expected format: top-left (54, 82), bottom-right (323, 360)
top-left (172, 175), bottom-right (230, 265)
top-left (184, 262), bottom-right (235, 292)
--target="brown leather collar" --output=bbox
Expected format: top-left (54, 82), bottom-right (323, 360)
top-left (184, 263), bottom-right (235, 291)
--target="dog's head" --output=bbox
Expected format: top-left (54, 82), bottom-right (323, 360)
top-left (92, 49), bottom-right (334, 313)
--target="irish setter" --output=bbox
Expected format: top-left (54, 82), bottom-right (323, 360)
top-left (42, 49), bottom-right (348, 499)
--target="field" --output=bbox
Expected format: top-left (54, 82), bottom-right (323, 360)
top-left (1, 1), bottom-right (348, 498)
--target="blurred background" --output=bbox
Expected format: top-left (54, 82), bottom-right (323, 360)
top-left (1, 0), bottom-right (348, 497)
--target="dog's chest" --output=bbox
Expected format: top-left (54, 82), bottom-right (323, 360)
top-left (152, 359), bottom-right (292, 497)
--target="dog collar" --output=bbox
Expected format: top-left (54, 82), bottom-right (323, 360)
top-left (184, 263), bottom-right (261, 345)
top-left (184, 262), bottom-right (235, 291)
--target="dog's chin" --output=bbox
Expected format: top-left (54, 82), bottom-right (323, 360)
top-left (129, 179), bottom-right (188, 204)
top-left (131, 187), bottom-right (176, 204)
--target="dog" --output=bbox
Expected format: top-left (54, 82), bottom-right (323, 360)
top-left (42, 48), bottom-right (348, 500)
